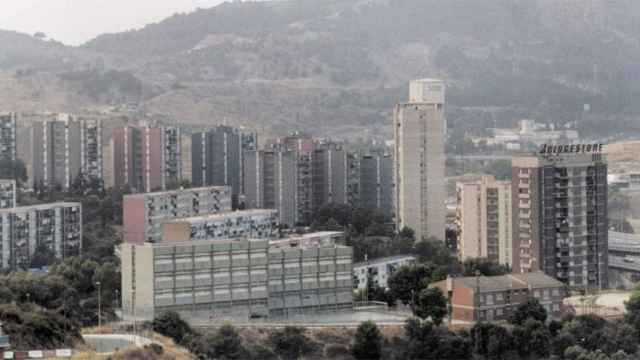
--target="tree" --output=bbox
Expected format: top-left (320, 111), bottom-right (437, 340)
top-left (462, 258), bottom-right (510, 276)
top-left (509, 298), bottom-right (547, 325)
top-left (624, 289), bottom-right (640, 333)
top-left (470, 322), bottom-right (515, 360)
top-left (388, 264), bottom-right (438, 314)
top-left (403, 318), bottom-right (471, 360)
top-left (151, 311), bottom-right (194, 346)
top-left (352, 321), bottom-right (383, 360)
top-left (513, 319), bottom-right (551, 359)
top-left (206, 324), bottom-right (246, 360)
top-left (269, 326), bottom-right (315, 360)
top-left (394, 227), bottom-right (415, 254)
top-left (29, 244), bottom-right (56, 269)
top-left (415, 288), bottom-right (447, 325)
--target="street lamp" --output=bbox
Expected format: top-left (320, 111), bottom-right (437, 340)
top-left (96, 281), bottom-right (102, 329)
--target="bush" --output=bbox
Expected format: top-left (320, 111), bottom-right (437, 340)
top-left (151, 311), bottom-right (194, 346)
top-left (352, 321), bottom-right (383, 360)
top-left (270, 326), bottom-right (316, 360)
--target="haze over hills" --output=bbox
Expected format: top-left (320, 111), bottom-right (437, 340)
top-left (2, 0), bottom-right (640, 139)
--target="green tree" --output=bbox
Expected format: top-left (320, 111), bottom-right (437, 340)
top-left (269, 326), bottom-right (315, 360)
top-left (470, 322), bottom-right (515, 360)
top-left (388, 264), bottom-right (437, 314)
top-left (513, 319), bottom-right (552, 359)
top-left (352, 321), bottom-right (383, 360)
top-left (415, 288), bottom-right (447, 325)
top-left (462, 258), bottom-right (510, 276)
top-left (206, 324), bottom-right (246, 360)
top-left (151, 311), bottom-right (194, 346)
top-left (509, 298), bottom-right (547, 325)
top-left (394, 227), bottom-right (415, 254)
top-left (29, 244), bottom-right (56, 269)
top-left (624, 289), bottom-right (640, 333)
top-left (403, 318), bottom-right (470, 359)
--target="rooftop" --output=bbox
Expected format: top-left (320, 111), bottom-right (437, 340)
top-left (124, 186), bottom-right (230, 199)
top-left (167, 209), bottom-right (278, 223)
top-left (354, 254), bottom-right (416, 268)
top-left (0, 202), bottom-right (81, 214)
top-left (450, 272), bottom-right (565, 292)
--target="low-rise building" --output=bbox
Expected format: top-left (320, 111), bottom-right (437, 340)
top-left (0, 180), bottom-right (17, 209)
top-left (123, 186), bottom-right (232, 244)
top-left (353, 255), bottom-right (416, 290)
top-left (162, 209), bottom-right (279, 243)
top-left (121, 232), bottom-right (353, 320)
top-left (0, 202), bottom-right (82, 269)
top-left (432, 272), bottom-right (566, 322)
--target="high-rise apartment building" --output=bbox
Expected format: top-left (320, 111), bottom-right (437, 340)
top-left (512, 146), bottom-right (608, 289)
top-left (244, 149), bottom-right (298, 227)
top-left (0, 113), bottom-right (17, 163)
top-left (394, 79), bottom-right (446, 241)
top-left (162, 209), bottom-right (278, 243)
top-left (0, 202), bottom-right (82, 269)
top-left (191, 126), bottom-right (257, 207)
top-left (121, 232), bottom-right (353, 320)
top-left (123, 186), bottom-right (232, 244)
top-left (312, 142), bottom-right (348, 213)
top-left (0, 180), bottom-right (17, 209)
top-left (358, 152), bottom-right (393, 218)
top-left (79, 117), bottom-right (103, 182)
top-left (456, 176), bottom-right (513, 266)
top-left (111, 125), bottom-right (182, 193)
top-left (31, 114), bottom-right (103, 190)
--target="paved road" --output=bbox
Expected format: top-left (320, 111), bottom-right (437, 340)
top-left (82, 334), bottom-right (154, 353)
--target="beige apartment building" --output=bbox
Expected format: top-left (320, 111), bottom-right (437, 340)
top-left (121, 232), bottom-right (353, 320)
top-left (394, 79), bottom-right (446, 241)
top-left (456, 176), bottom-right (513, 266)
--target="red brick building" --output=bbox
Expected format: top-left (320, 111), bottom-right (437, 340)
top-left (432, 272), bottom-right (566, 322)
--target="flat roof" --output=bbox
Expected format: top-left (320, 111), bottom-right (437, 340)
top-left (354, 254), bottom-right (416, 268)
top-left (0, 202), bottom-right (81, 214)
top-left (450, 272), bottom-right (565, 292)
top-left (166, 209), bottom-right (278, 223)
top-left (124, 186), bottom-right (230, 199)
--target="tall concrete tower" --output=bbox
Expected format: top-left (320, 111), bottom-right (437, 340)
top-left (394, 79), bottom-right (446, 241)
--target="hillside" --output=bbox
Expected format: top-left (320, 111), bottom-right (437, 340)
top-left (2, 0), bottom-right (640, 139)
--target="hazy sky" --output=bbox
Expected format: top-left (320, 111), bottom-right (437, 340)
top-left (1, 0), bottom-right (225, 46)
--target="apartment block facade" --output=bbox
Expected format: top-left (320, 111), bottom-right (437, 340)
top-left (394, 79), bottom-right (446, 241)
top-left (191, 126), bottom-right (257, 207)
top-left (456, 176), bottom-right (513, 266)
top-left (311, 142), bottom-right (348, 213)
top-left (0, 180), bottom-right (17, 209)
top-left (121, 232), bottom-right (353, 320)
top-left (432, 272), bottom-right (566, 322)
top-left (0, 202), bottom-right (82, 269)
top-left (512, 150), bottom-right (608, 289)
top-left (0, 113), bottom-right (17, 163)
top-left (353, 254), bottom-right (416, 290)
top-left (162, 209), bottom-right (278, 243)
top-left (244, 149), bottom-right (298, 227)
top-left (111, 125), bottom-right (181, 193)
top-left (79, 117), bottom-right (103, 182)
top-left (123, 186), bottom-right (232, 244)
top-left (357, 152), bottom-right (393, 218)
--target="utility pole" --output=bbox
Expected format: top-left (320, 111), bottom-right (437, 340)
top-left (96, 281), bottom-right (102, 329)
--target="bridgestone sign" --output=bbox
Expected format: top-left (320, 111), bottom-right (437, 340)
top-left (539, 143), bottom-right (604, 155)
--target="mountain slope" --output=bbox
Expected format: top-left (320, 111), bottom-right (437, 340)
top-left (3, 0), bottom-right (640, 139)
